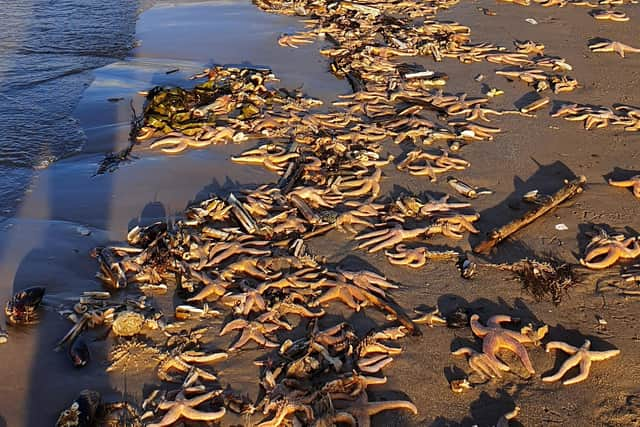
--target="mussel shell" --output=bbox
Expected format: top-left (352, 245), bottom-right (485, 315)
top-left (445, 306), bottom-right (471, 329)
top-left (457, 256), bottom-right (477, 280)
top-left (56, 389), bottom-right (101, 427)
top-left (4, 286), bottom-right (45, 325)
top-left (69, 337), bottom-right (90, 368)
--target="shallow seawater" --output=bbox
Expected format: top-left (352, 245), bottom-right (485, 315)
top-left (0, 0), bottom-right (153, 216)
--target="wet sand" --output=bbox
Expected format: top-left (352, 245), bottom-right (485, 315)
top-left (0, 0), bottom-right (639, 425)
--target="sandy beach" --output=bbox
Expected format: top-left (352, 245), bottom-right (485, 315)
top-left (0, 0), bottom-right (639, 425)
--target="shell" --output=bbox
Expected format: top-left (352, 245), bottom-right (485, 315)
top-left (69, 337), bottom-right (90, 368)
top-left (4, 286), bottom-right (45, 325)
top-left (112, 311), bottom-right (144, 337)
top-left (56, 389), bottom-right (101, 427)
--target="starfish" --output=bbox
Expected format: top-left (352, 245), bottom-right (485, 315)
top-left (221, 283), bottom-right (267, 316)
top-left (187, 274), bottom-right (230, 302)
top-left (542, 339), bottom-right (620, 385)
top-left (147, 390), bottom-right (225, 427)
top-left (206, 239), bottom-right (271, 267)
top-left (470, 314), bottom-right (547, 375)
top-left (338, 269), bottom-right (399, 293)
top-left (220, 318), bottom-right (280, 351)
top-left (386, 244), bottom-right (458, 268)
top-left (231, 143), bottom-right (300, 172)
top-left (609, 175), bottom-right (640, 198)
top-left (277, 32), bottom-right (316, 48)
top-left (580, 232), bottom-right (640, 269)
top-left (288, 186), bottom-right (343, 208)
top-left (412, 307), bottom-right (447, 326)
top-left (257, 399), bottom-right (315, 426)
top-left (452, 347), bottom-right (507, 380)
top-left (590, 9), bottom-right (629, 22)
top-left (335, 167), bottom-right (383, 200)
top-left (332, 390), bottom-right (417, 427)
top-left (355, 224), bottom-right (430, 253)
top-left (589, 39), bottom-right (640, 57)
top-left (220, 258), bottom-right (282, 281)
top-left (310, 278), bottom-right (375, 311)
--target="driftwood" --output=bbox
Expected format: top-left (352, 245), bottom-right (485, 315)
top-left (473, 175), bottom-right (586, 254)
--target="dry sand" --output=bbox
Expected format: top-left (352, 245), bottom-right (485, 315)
top-left (0, 0), bottom-right (639, 426)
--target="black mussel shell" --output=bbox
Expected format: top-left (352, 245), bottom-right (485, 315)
top-left (56, 389), bottom-right (101, 427)
top-left (4, 286), bottom-right (45, 325)
top-left (69, 337), bottom-right (90, 368)
top-left (445, 307), bottom-right (471, 329)
top-left (457, 256), bottom-right (477, 280)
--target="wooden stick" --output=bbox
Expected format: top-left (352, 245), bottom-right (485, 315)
top-left (473, 175), bottom-right (586, 254)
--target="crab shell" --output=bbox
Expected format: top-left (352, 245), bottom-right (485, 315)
top-left (112, 311), bottom-right (144, 337)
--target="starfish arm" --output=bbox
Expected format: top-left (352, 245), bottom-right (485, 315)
top-left (334, 412), bottom-right (357, 426)
top-left (452, 347), bottom-right (476, 357)
top-left (542, 353), bottom-right (582, 382)
top-left (368, 233), bottom-right (404, 253)
top-left (186, 390), bottom-right (217, 406)
top-left (358, 355), bottom-right (393, 373)
top-left (487, 314), bottom-right (513, 328)
top-left (580, 247), bottom-right (620, 269)
top-left (147, 406), bottom-right (184, 427)
top-left (366, 400), bottom-right (418, 416)
top-left (587, 349), bottom-right (621, 361)
top-left (546, 341), bottom-right (579, 354)
top-left (251, 330), bottom-right (280, 348)
top-left (562, 356), bottom-right (593, 385)
top-left (469, 314), bottom-right (490, 337)
top-left (471, 356), bottom-right (504, 378)
top-left (229, 329), bottom-right (253, 351)
top-left (220, 318), bottom-right (249, 335)
top-left (181, 406), bottom-right (226, 421)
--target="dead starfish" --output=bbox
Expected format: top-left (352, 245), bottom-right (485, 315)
top-left (206, 239), bottom-right (271, 267)
top-left (452, 346), bottom-right (507, 380)
top-left (590, 9), bottom-right (629, 22)
top-left (609, 175), bottom-right (640, 198)
top-left (332, 390), bottom-right (418, 427)
top-left (580, 232), bottom-right (640, 269)
top-left (220, 318), bottom-right (280, 351)
top-left (386, 244), bottom-right (458, 268)
top-left (278, 32), bottom-right (316, 48)
top-left (470, 314), bottom-right (547, 375)
top-left (356, 224), bottom-right (429, 253)
top-left (542, 339), bottom-right (620, 385)
top-left (589, 39), bottom-right (640, 57)
top-left (231, 143), bottom-right (300, 172)
top-left (221, 283), bottom-right (267, 316)
top-left (335, 167), bottom-right (382, 200)
top-left (413, 307), bottom-right (447, 326)
top-left (147, 390), bottom-right (225, 427)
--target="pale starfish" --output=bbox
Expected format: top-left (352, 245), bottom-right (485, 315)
top-left (452, 347), bottom-right (507, 380)
top-left (221, 282), bottom-right (267, 316)
top-left (580, 232), bottom-right (640, 269)
top-left (542, 339), bottom-right (620, 385)
top-left (147, 390), bottom-right (225, 427)
top-left (356, 224), bottom-right (429, 253)
top-left (470, 314), bottom-right (547, 375)
top-left (386, 244), bottom-right (458, 268)
top-left (332, 390), bottom-right (417, 427)
top-left (609, 175), bottom-right (640, 198)
top-left (220, 318), bottom-right (280, 351)
top-left (413, 307), bottom-right (447, 326)
top-left (589, 39), bottom-right (640, 57)
top-left (335, 167), bottom-right (383, 200)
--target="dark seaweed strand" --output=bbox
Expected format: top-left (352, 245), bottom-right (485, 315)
top-left (94, 100), bottom-right (143, 176)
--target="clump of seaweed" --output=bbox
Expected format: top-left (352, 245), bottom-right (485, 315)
top-left (488, 257), bottom-right (579, 304)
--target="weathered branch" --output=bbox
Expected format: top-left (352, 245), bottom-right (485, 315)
top-left (473, 175), bottom-right (586, 254)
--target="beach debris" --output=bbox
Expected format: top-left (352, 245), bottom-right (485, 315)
top-left (555, 223), bottom-right (568, 231)
top-left (474, 175), bottom-right (586, 254)
top-left (385, 244), bottom-right (458, 268)
top-left (0, 326), bottom-right (7, 344)
top-left (609, 175), bottom-right (640, 198)
top-left (69, 337), bottom-right (90, 368)
top-left (450, 378), bottom-right (473, 393)
top-left (112, 311), bottom-right (145, 337)
top-left (520, 96), bottom-right (550, 114)
top-left (447, 177), bottom-right (491, 199)
top-left (56, 389), bottom-right (101, 427)
top-left (542, 339), bottom-right (620, 385)
top-left (485, 258), bottom-right (577, 303)
top-left (457, 255), bottom-right (478, 279)
top-left (4, 286), bottom-right (45, 325)
top-left (525, 18), bottom-right (539, 25)
top-left (580, 229), bottom-right (640, 269)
